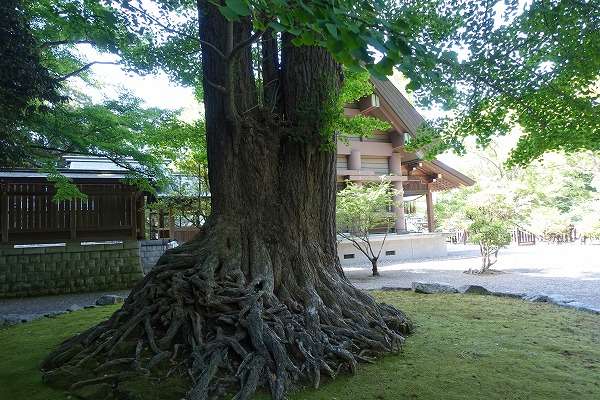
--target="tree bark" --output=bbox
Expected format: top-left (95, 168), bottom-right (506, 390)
top-left (371, 258), bottom-right (380, 277)
top-left (41, 3), bottom-right (412, 399)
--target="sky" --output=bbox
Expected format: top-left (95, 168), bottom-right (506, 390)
top-left (72, 45), bottom-right (201, 121)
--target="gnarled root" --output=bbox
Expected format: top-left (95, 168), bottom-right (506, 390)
top-left (41, 226), bottom-right (412, 399)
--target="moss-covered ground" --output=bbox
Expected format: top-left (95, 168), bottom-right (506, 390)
top-left (1, 292), bottom-right (599, 399)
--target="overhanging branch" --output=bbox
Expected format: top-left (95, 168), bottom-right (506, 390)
top-left (40, 39), bottom-right (97, 48)
top-left (55, 61), bottom-right (119, 82)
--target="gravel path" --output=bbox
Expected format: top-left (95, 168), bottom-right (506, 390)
top-left (2, 243), bottom-right (599, 321)
top-left (346, 243), bottom-right (600, 309)
top-left (0, 289), bottom-right (130, 322)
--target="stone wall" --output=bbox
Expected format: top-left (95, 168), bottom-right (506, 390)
top-left (139, 239), bottom-right (169, 274)
top-left (0, 241), bottom-right (143, 298)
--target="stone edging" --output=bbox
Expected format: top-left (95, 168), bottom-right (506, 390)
top-left (379, 282), bottom-right (600, 315)
top-left (0, 294), bottom-right (126, 328)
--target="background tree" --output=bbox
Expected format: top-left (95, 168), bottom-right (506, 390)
top-left (436, 139), bottom-right (600, 243)
top-left (147, 122), bottom-right (212, 230)
top-left (407, 0), bottom-right (599, 167)
top-left (1, 0), bottom-right (199, 188)
top-left (0, 0), bottom-right (62, 165)
top-left (464, 197), bottom-right (516, 274)
top-left (337, 180), bottom-right (396, 276)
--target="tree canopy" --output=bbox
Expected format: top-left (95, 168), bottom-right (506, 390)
top-left (2, 0), bottom-right (598, 171)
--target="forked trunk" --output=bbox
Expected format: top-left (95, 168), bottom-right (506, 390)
top-left (41, 4), bottom-right (412, 399)
top-left (371, 258), bottom-right (380, 277)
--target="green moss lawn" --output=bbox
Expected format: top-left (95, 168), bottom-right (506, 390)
top-left (1, 292), bottom-right (599, 399)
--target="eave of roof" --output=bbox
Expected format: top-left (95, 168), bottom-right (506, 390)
top-left (371, 77), bottom-right (425, 136)
top-left (0, 169), bottom-right (130, 180)
top-left (371, 77), bottom-right (475, 188)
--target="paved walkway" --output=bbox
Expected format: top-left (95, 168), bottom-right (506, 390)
top-left (345, 243), bottom-right (600, 309)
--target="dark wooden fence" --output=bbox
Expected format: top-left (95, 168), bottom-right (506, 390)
top-left (0, 182), bottom-right (143, 244)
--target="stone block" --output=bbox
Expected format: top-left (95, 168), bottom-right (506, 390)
top-left (123, 240), bottom-right (140, 250)
top-left (412, 281), bottom-right (459, 294)
top-left (104, 242), bottom-right (124, 250)
top-left (7, 255), bottom-right (21, 265)
top-left (1, 248), bottom-right (23, 256)
top-left (21, 247), bottom-right (45, 255)
top-left (96, 294), bottom-right (125, 306)
top-left (459, 285), bottom-right (491, 295)
top-left (44, 246), bottom-right (67, 253)
top-left (82, 244), bottom-right (105, 252)
top-left (65, 243), bottom-right (84, 253)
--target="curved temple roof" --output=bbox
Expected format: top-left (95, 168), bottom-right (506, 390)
top-left (339, 76), bottom-right (474, 192)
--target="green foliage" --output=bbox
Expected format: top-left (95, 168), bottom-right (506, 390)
top-left (407, 1), bottom-right (600, 166)
top-left (437, 139), bottom-right (600, 243)
top-left (0, 0), bottom-right (62, 165)
top-left (464, 196), bottom-right (515, 271)
top-left (331, 69), bottom-right (391, 144)
top-left (4, 0), bottom-right (598, 196)
top-left (466, 207), bottom-right (513, 249)
top-left (45, 167), bottom-right (87, 201)
top-left (1, 0), bottom-right (203, 199)
top-left (336, 180), bottom-right (395, 273)
top-left (336, 180), bottom-right (395, 237)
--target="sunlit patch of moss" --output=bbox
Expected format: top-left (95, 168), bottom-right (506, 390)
top-left (1, 293), bottom-right (599, 400)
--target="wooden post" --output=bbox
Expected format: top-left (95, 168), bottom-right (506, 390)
top-left (168, 209), bottom-right (175, 240)
top-left (69, 199), bottom-right (77, 240)
top-left (130, 193), bottom-right (138, 240)
top-left (137, 195), bottom-right (145, 240)
top-left (425, 188), bottom-right (435, 233)
top-left (1, 184), bottom-right (8, 243)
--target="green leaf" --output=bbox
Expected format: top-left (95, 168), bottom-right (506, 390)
top-left (268, 21), bottom-right (286, 32)
top-left (325, 23), bottom-right (338, 39)
top-left (224, 0), bottom-right (251, 17)
top-left (218, 5), bottom-right (239, 21)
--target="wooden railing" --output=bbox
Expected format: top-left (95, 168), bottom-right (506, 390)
top-left (447, 228), bottom-right (539, 246)
top-left (511, 228), bottom-right (536, 245)
top-left (0, 182), bottom-right (142, 244)
top-left (172, 227), bottom-right (200, 244)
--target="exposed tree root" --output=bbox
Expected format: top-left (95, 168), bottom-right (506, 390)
top-left (42, 225), bottom-right (412, 400)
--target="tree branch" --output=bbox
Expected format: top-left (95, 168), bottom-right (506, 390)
top-left (40, 39), bottom-right (97, 48)
top-left (55, 61), bottom-right (118, 82)
top-left (338, 231), bottom-right (373, 260)
top-left (204, 78), bottom-right (227, 94)
top-left (228, 30), bottom-right (263, 61)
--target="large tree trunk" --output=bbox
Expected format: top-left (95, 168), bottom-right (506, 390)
top-left (41, 4), bottom-right (412, 399)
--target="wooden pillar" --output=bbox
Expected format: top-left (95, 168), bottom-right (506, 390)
top-left (137, 195), bottom-right (145, 240)
top-left (425, 188), bottom-right (435, 233)
top-left (168, 209), bottom-right (175, 240)
top-left (1, 184), bottom-right (8, 243)
top-left (389, 153), bottom-right (405, 233)
top-left (69, 199), bottom-right (77, 240)
top-left (130, 193), bottom-right (137, 240)
top-left (348, 149), bottom-right (361, 171)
